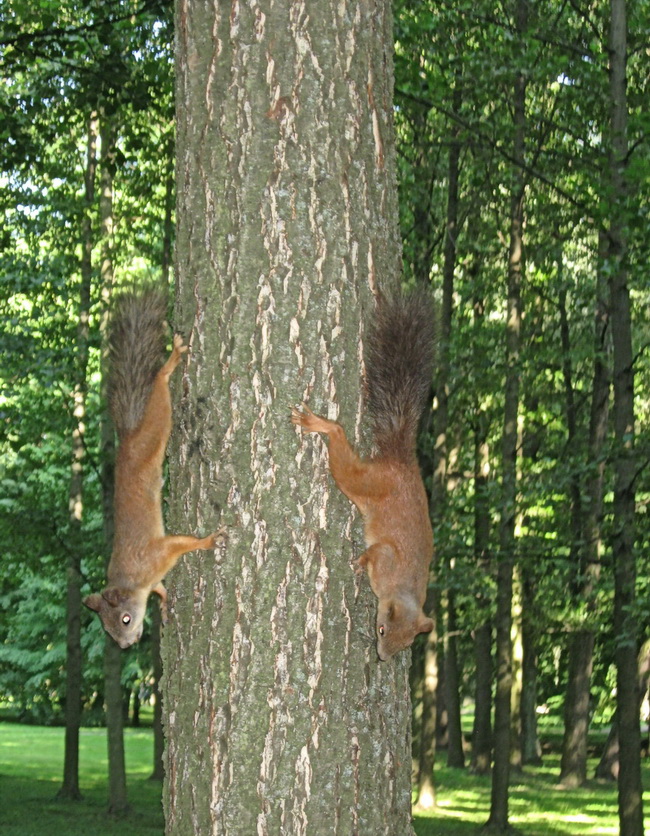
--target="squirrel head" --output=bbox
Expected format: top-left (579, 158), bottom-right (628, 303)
top-left (376, 598), bottom-right (434, 661)
top-left (83, 587), bottom-right (147, 648)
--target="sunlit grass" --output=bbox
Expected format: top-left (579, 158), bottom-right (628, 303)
top-left (0, 724), bottom-right (163, 836)
top-left (413, 749), bottom-right (650, 835)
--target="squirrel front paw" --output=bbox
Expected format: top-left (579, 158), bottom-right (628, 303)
top-left (291, 404), bottom-right (325, 433)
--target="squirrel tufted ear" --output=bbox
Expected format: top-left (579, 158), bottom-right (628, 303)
top-left (101, 587), bottom-right (122, 608)
top-left (417, 615), bottom-right (434, 635)
top-left (83, 593), bottom-right (103, 613)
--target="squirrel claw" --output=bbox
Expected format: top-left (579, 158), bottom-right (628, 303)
top-left (211, 526), bottom-right (228, 548)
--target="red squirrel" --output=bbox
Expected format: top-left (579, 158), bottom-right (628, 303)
top-left (84, 289), bottom-right (225, 648)
top-left (292, 290), bottom-right (435, 660)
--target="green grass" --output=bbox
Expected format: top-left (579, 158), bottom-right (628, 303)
top-left (0, 724), bottom-right (164, 836)
top-left (413, 750), bottom-right (650, 836)
top-left (1, 722), bottom-right (648, 835)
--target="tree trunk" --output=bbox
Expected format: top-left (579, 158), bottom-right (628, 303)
top-left (559, 235), bottom-right (609, 787)
top-left (595, 642), bottom-right (650, 781)
top-left (520, 572), bottom-right (541, 765)
top-left (149, 602), bottom-right (165, 781)
top-left (58, 111), bottom-right (98, 802)
top-left (416, 611), bottom-right (438, 810)
top-left (164, 1), bottom-right (414, 833)
top-left (487, 0), bottom-right (526, 825)
top-left (607, 1), bottom-right (643, 833)
top-left (97, 116), bottom-right (129, 817)
top-left (471, 287), bottom-right (492, 777)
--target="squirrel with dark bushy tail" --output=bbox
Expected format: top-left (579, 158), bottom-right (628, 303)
top-left (84, 288), bottom-right (226, 648)
top-left (292, 289), bottom-right (435, 660)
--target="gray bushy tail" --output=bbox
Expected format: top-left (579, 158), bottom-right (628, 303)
top-left (365, 288), bottom-right (435, 459)
top-left (108, 287), bottom-right (168, 438)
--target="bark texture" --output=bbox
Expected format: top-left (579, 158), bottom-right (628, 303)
top-left (164, 1), bottom-right (414, 834)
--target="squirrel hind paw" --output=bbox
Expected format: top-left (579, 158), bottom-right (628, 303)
top-left (211, 526), bottom-right (228, 548)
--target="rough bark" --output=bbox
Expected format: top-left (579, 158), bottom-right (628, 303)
top-left (58, 112), bottom-right (98, 802)
top-left (164, 1), bottom-right (414, 833)
top-left (487, 0), bottom-right (527, 825)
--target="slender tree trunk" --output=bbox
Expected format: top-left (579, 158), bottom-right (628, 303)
top-left (58, 112), bottom-right (98, 802)
top-left (520, 571), bottom-right (541, 765)
top-left (164, 1), bottom-right (414, 833)
top-left (416, 607), bottom-right (438, 810)
top-left (149, 603), bottom-right (165, 781)
top-left (416, 75), bottom-right (462, 797)
top-left (471, 285), bottom-right (492, 776)
top-left (607, 1), bottom-right (643, 833)
top-left (97, 116), bottom-right (129, 817)
top-left (560, 235), bottom-right (609, 787)
top-left (487, 1), bottom-right (526, 826)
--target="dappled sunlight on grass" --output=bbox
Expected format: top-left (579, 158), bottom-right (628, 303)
top-left (413, 751), bottom-right (650, 836)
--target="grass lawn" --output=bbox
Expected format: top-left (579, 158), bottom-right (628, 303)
top-left (412, 750), bottom-right (646, 835)
top-left (1, 721), bottom-right (648, 834)
top-left (0, 723), bottom-right (164, 836)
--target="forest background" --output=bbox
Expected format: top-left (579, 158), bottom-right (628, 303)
top-left (0, 0), bottom-right (649, 832)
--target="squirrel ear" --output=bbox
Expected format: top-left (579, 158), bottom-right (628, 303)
top-left (83, 593), bottom-right (103, 613)
top-left (102, 587), bottom-right (122, 608)
top-left (417, 615), bottom-right (434, 635)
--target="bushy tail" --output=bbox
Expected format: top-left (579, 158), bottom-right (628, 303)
top-left (365, 289), bottom-right (435, 459)
top-left (108, 287), bottom-right (168, 437)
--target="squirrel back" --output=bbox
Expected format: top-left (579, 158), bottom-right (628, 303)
top-left (365, 289), bottom-right (435, 459)
top-left (108, 288), bottom-right (168, 438)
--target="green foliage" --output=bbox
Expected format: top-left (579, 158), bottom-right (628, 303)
top-left (0, 0), bottom-right (174, 722)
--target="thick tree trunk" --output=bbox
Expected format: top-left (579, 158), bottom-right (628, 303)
top-left (164, 1), bottom-right (414, 833)
top-left (607, 1), bottom-right (643, 833)
top-left (58, 112), bottom-right (98, 802)
top-left (596, 640), bottom-right (650, 780)
top-left (487, 0), bottom-right (526, 826)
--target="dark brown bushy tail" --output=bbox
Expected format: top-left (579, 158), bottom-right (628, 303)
top-left (108, 287), bottom-right (168, 438)
top-left (365, 289), bottom-right (435, 459)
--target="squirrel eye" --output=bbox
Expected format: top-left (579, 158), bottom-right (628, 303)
top-left (378, 625), bottom-right (385, 636)
top-left (122, 614), bottom-right (131, 625)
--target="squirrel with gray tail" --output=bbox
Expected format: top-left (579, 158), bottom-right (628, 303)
top-left (84, 288), bottom-right (225, 648)
top-left (292, 289), bottom-right (435, 660)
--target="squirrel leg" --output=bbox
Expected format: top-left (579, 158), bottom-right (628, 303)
top-left (292, 405), bottom-right (388, 507)
top-left (153, 528), bottom-right (227, 575)
top-left (129, 335), bottom-right (187, 466)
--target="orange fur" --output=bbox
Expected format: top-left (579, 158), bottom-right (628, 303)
top-left (84, 292), bottom-right (225, 648)
top-left (292, 291), bottom-right (435, 660)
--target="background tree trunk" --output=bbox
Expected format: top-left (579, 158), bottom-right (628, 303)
top-left (57, 111), bottom-right (98, 802)
top-left (163, 0), bottom-right (415, 833)
top-left (606, 0), bottom-right (643, 833)
top-left (97, 116), bottom-right (129, 816)
top-left (559, 235), bottom-right (609, 788)
top-left (487, 0), bottom-right (527, 826)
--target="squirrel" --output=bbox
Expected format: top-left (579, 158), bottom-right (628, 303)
top-left (84, 288), bottom-right (225, 648)
top-left (292, 289), bottom-right (435, 661)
